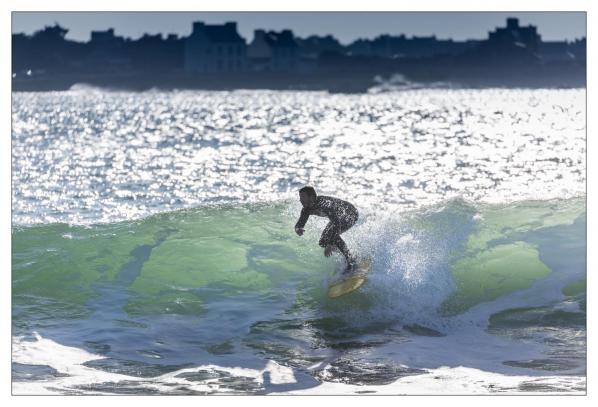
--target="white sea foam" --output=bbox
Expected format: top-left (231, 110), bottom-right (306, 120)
top-left (272, 365), bottom-right (586, 395)
top-left (12, 333), bottom-right (584, 395)
top-left (12, 333), bottom-right (297, 395)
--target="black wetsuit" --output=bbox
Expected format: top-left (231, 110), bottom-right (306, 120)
top-left (295, 195), bottom-right (358, 264)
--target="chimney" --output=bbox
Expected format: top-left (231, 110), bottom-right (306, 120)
top-left (506, 18), bottom-right (519, 29)
top-left (225, 21), bottom-right (237, 30)
top-left (254, 29), bottom-right (266, 41)
top-left (192, 21), bottom-right (205, 34)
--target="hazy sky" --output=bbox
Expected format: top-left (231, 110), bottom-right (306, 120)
top-left (12, 12), bottom-right (586, 44)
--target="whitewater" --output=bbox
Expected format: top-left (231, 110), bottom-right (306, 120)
top-left (12, 88), bottom-right (586, 394)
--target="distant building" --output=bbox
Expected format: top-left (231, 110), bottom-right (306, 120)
top-left (295, 35), bottom-right (344, 58)
top-left (397, 35), bottom-right (438, 57)
top-left (487, 17), bottom-right (541, 54)
top-left (87, 28), bottom-right (130, 72)
top-left (12, 24), bottom-right (80, 74)
top-left (346, 38), bottom-right (373, 57)
top-left (91, 28), bottom-right (120, 43)
top-left (347, 34), bottom-right (478, 59)
top-left (538, 41), bottom-right (574, 63)
top-left (247, 29), bottom-right (299, 72)
top-left (570, 38), bottom-right (586, 62)
top-left (184, 21), bottom-right (247, 73)
top-left (129, 33), bottom-right (184, 72)
top-left (459, 17), bottom-right (543, 65)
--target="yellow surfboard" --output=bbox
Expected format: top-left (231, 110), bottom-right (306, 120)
top-left (328, 258), bottom-right (372, 299)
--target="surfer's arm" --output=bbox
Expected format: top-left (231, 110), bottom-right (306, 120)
top-left (295, 208), bottom-right (309, 235)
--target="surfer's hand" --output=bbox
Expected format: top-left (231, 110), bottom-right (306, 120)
top-left (295, 228), bottom-right (304, 236)
top-left (324, 245), bottom-right (333, 257)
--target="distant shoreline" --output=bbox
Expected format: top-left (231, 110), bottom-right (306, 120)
top-left (11, 69), bottom-right (586, 93)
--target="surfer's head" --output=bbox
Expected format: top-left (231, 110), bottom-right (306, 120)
top-left (299, 186), bottom-right (317, 208)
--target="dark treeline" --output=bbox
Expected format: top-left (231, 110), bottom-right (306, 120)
top-left (12, 17), bottom-right (586, 92)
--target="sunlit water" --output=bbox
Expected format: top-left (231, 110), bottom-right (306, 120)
top-left (12, 88), bottom-right (585, 225)
top-left (12, 88), bottom-right (586, 394)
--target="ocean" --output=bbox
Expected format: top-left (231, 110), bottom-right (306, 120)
top-left (12, 87), bottom-right (586, 394)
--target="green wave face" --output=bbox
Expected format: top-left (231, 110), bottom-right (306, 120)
top-left (12, 203), bottom-right (329, 319)
top-left (440, 199), bottom-right (586, 316)
top-left (13, 198), bottom-right (586, 322)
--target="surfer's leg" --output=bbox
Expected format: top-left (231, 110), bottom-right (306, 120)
top-left (333, 235), bottom-right (354, 265)
top-left (337, 216), bottom-right (357, 267)
top-left (321, 222), bottom-right (355, 269)
top-left (319, 222), bottom-right (338, 248)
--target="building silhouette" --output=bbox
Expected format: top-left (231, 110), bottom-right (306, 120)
top-left (184, 21), bottom-right (247, 73)
top-left (539, 41), bottom-right (574, 63)
top-left (12, 24), bottom-right (87, 74)
top-left (296, 35), bottom-right (344, 58)
top-left (248, 29), bottom-right (299, 72)
top-left (11, 17), bottom-right (586, 90)
top-left (490, 18), bottom-right (540, 52)
top-left (347, 34), bottom-right (480, 58)
top-left (475, 17), bottom-right (541, 62)
top-left (87, 28), bottom-right (129, 73)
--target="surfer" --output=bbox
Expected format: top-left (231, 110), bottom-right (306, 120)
top-left (295, 186), bottom-right (358, 271)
